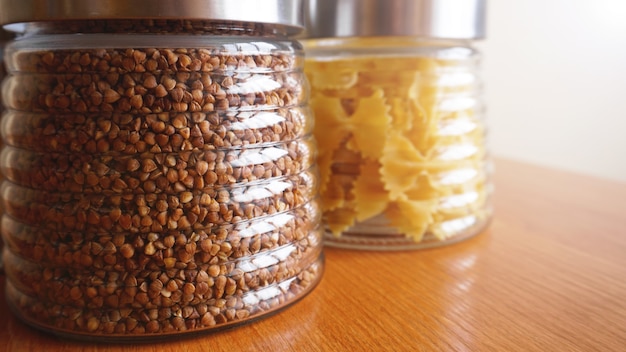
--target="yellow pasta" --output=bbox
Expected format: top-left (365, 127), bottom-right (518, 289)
top-left (310, 94), bottom-right (351, 193)
top-left (380, 132), bottom-right (426, 200)
top-left (324, 206), bottom-right (358, 237)
top-left (347, 89), bottom-right (391, 160)
top-left (385, 199), bottom-right (436, 243)
top-left (305, 38), bottom-right (489, 244)
top-left (320, 173), bottom-right (348, 212)
top-left (307, 65), bottom-right (358, 90)
top-left (352, 159), bottom-right (388, 222)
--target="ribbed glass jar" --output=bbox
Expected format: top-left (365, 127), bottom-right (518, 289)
top-left (303, 30), bottom-right (492, 249)
top-left (0, 3), bottom-right (323, 340)
top-left (0, 28), bottom-right (15, 271)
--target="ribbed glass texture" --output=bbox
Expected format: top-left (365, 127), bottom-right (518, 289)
top-left (0, 22), bottom-right (322, 339)
top-left (304, 37), bottom-right (492, 250)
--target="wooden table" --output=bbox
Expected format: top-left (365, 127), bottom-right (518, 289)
top-left (1, 158), bottom-right (625, 351)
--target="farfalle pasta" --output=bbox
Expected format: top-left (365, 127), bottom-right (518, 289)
top-left (304, 37), bottom-right (492, 249)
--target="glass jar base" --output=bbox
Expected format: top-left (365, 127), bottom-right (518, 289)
top-left (324, 216), bottom-right (491, 251)
top-left (5, 256), bottom-right (324, 342)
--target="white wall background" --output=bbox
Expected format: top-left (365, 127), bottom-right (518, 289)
top-left (482, 0), bottom-right (626, 182)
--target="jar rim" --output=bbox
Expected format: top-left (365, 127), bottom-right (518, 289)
top-left (303, 0), bottom-right (486, 40)
top-left (0, 0), bottom-right (304, 34)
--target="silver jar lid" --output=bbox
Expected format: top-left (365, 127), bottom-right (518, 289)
top-left (0, 0), bottom-right (304, 33)
top-left (304, 0), bottom-right (486, 39)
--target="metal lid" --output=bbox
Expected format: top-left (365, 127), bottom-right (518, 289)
top-left (304, 0), bottom-right (486, 40)
top-left (0, 0), bottom-right (304, 33)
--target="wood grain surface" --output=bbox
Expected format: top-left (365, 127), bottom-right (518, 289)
top-left (1, 158), bottom-right (625, 351)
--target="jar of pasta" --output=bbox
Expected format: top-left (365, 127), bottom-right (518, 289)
top-left (0, 0), bottom-right (323, 340)
top-left (303, 0), bottom-right (492, 250)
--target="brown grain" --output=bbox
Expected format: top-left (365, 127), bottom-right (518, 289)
top-left (1, 20), bottom-right (321, 337)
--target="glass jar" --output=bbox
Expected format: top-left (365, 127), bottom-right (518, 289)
top-left (0, 28), bottom-right (14, 271)
top-left (302, 0), bottom-right (492, 250)
top-left (0, 0), bottom-right (323, 340)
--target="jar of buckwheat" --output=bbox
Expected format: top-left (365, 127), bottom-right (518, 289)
top-left (0, 0), bottom-right (323, 340)
top-left (302, 0), bottom-right (492, 250)
top-left (0, 28), bottom-right (16, 271)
